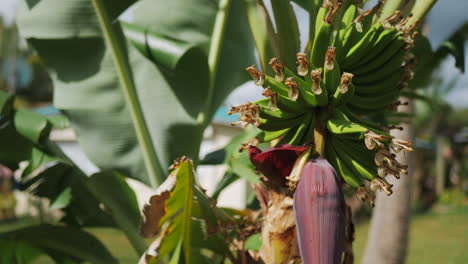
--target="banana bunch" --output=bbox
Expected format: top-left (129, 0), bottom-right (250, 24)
top-left (229, 0), bottom-right (418, 205)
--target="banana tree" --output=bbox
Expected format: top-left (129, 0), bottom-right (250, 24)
top-left (1, 0), bottom-right (444, 263)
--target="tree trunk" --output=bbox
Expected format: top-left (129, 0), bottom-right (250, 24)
top-left (362, 99), bottom-right (413, 264)
top-left (411, 150), bottom-right (424, 207)
top-left (435, 136), bottom-right (447, 195)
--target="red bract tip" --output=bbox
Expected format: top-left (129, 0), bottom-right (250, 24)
top-left (293, 158), bottom-right (345, 264)
top-left (249, 144), bottom-right (309, 180)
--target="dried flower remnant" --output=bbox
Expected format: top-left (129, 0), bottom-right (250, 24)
top-left (324, 1), bottom-right (342, 24)
top-left (269, 57), bottom-right (285, 82)
top-left (370, 177), bottom-right (393, 196)
top-left (353, 0), bottom-right (383, 32)
top-left (239, 137), bottom-right (260, 152)
top-left (310, 69), bottom-right (323, 95)
top-left (296, 52), bottom-right (310, 76)
top-left (325, 47), bottom-right (336, 70)
top-left (374, 148), bottom-right (394, 166)
top-left (356, 186), bottom-right (375, 207)
top-left (390, 138), bottom-right (413, 152)
top-left (364, 130), bottom-right (386, 150)
top-left (285, 77), bottom-right (299, 101)
top-left (339, 72), bottom-right (354, 93)
top-left (228, 102), bottom-right (260, 128)
top-left (294, 158), bottom-right (346, 264)
top-left (262, 87), bottom-right (278, 111)
top-left (378, 163), bottom-right (401, 179)
top-left (381, 10), bottom-right (401, 30)
top-left (246, 65), bottom-right (265, 86)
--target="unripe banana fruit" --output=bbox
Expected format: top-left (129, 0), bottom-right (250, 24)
top-left (232, 1), bottom-right (420, 202)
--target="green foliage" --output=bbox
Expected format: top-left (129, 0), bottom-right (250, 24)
top-left (0, 240), bottom-right (43, 264)
top-left (4, 0), bottom-right (459, 263)
top-left (17, 0), bottom-right (255, 186)
top-left (0, 225), bottom-right (118, 264)
top-left (200, 128), bottom-right (260, 199)
top-left (141, 159), bottom-right (234, 263)
top-left (0, 89), bottom-right (145, 259)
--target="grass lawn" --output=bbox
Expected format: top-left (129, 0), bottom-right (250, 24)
top-left (353, 207), bottom-right (468, 264)
top-left (2, 206), bottom-right (468, 263)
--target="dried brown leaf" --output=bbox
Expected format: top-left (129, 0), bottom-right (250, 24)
top-left (139, 173), bottom-right (177, 238)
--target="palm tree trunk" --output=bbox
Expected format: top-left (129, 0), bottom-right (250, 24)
top-left (362, 99), bottom-right (413, 264)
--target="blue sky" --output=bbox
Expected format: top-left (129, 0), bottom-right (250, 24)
top-left (1, 0), bottom-right (467, 108)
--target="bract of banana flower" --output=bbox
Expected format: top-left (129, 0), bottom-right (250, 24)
top-left (293, 158), bottom-right (346, 264)
top-left (249, 144), bottom-right (309, 187)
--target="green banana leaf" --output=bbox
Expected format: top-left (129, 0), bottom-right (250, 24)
top-left (141, 159), bottom-right (233, 263)
top-left (0, 240), bottom-right (43, 264)
top-left (411, 22), bottom-right (468, 90)
top-left (17, 0), bottom-right (255, 186)
top-left (0, 225), bottom-right (118, 264)
top-left (0, 90), bottom-right (145, 254)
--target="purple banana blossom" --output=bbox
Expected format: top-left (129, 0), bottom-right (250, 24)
top-left (249, 144), bottom-right (309, 179)
top-left (294, 158), bottom-right (346, 264)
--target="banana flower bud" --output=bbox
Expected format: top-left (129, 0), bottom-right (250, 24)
top-left (294, 158), bottom-right (346, 264)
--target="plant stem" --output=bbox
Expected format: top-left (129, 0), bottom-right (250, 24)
top-left (91, 0), bottom-right (164, 188)
top-left (200, 0), bottom-right (232, 125)
top-left (314, 110), bottom-right (326, 156)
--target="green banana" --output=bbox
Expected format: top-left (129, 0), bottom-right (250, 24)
top-left (339, 105), bottom-right (384, 131)
top-left (301, 112), bottom-right (316, 144)
top-left (353, 70), bottom-right (403, 95)
top-left (279, 114), bottom-right (312, 145)
top-left (323, 47), bottom-right (341, 94)
top-left (335, 135), bottom-right (380, 164)
top-left (327, 142), bottom-right (363, 188)
top-left (348, 88), bottom-right (400, 111)
top-left (263, 76), bottom-right (289, 97)
top-left (353, 62), bottom-right (403, 85)
top-left (261, 75), bottom-right (311, 112)
top-left (330, 107), bottom-right (391, 137)
top-left (336, 4), bottom-right (359, 62)
top-left (352, 30), bottom-right (403, 70)
top-left (326, 117), bottom-right (368, 135)
top-left (257, 101), bottom-right (303, 120)
top-left (257, 128), bottom-right (291, 142)
top-left (258, 114), bottom-right (305, 131)
top-left (353, 48), bottom-right (406, 78)
top-left (333, 136), bottom-right (378, 181)
top-left (346, 103), bottom-right (390, 115)
top-left (314, 6), bottom-right (329, 40)
top-left (276, 93), bottom-right (308, 113)
top-left (332, 83), bottom-right (355, 106)
top-left (283, 68), bottom-right (328, 107)
top-left (311, 9), bottom-right (333, 68)
top-left (342, 22), bottom-right (386, 69)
